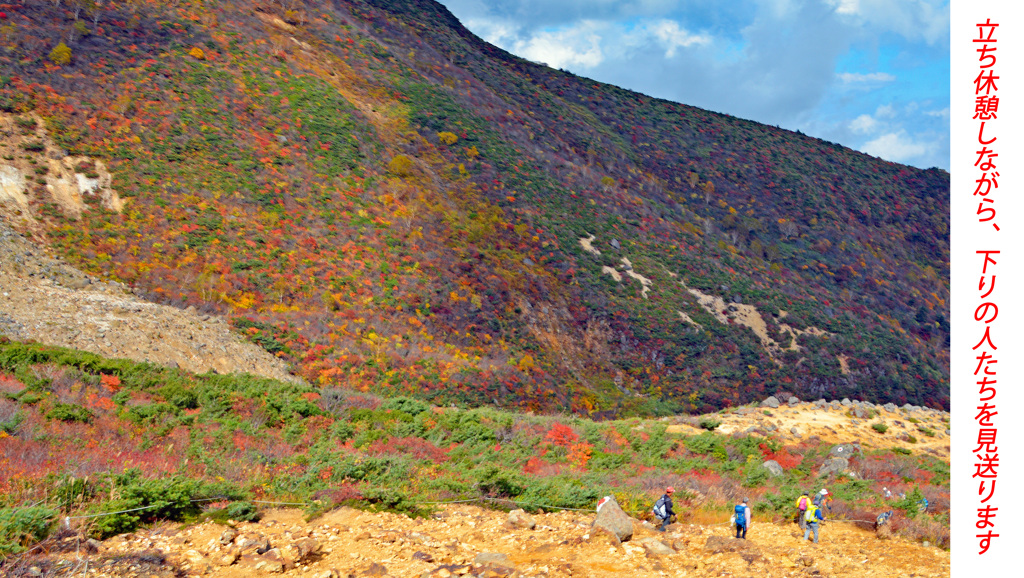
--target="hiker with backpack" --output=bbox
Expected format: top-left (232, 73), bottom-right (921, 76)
top-left (813, 488), bottom-right (831, 512)
top-left (734, 498), bottom-right (751, 539)
top-left (804, 501), bottom-right (825, 543)
top-left (652, 487), bottom-right (675, 532)
top-left (795, 491), bottom-right (811, 530)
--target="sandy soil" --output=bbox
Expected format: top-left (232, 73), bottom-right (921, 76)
top-left (50, 501), bottom-right (949, 578)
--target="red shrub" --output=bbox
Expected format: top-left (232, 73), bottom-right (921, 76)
top-left (522, 456), bottom-right (565, 476)
top-left (544, 422), bottom-right (579, 446)
top-left (366, 436), bottom-right (449, 462)
top-left (0, 372), bottom-right (23, 394)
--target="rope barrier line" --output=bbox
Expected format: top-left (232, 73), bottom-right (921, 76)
top-left (253, 500), bottom-right (309, 506)
top-left (66, 503), bottom-right (163, 520)
top-left (61, 497), bottom-right (235, 521)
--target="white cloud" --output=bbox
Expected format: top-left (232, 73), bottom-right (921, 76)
top-left (875, 104), bottom-right (896, 118)
top-left (925, 107), bottom-right (950, 119)
top-left (837, 71), bottom-right (897, 84)
top-left (648, 19), bottom-right (712, 57)
top-left (465, 18), bottom-right (521, 46)
top-left (512, 21), bottom-right (607, 69)
top-left (844, 0), bottom-right (949, 45)
top-left (862, 131), bottom-right (928, 162)
top-left (849, 114), bottom-right (878, 133)
top-left (825, 0), bottom-right (861, 15)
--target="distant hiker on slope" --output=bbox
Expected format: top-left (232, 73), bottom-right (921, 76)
top-left (652, 487), bottom-right (675, 532)
top-left (804, 502), bottom-right (825, 543)
top-left (795, 491), bottom-right (811, 531)
top-left (734, 498), bottom-right (751, 539)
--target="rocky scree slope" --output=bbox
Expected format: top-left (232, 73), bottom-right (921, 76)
top-left (0, 219), bottom-right (298, 382)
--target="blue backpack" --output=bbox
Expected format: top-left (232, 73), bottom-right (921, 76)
top-left (734, 504), bottom-right (747, 527)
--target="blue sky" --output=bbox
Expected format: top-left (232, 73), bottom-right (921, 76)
top-left (434, 0), bottom-right (950, 170)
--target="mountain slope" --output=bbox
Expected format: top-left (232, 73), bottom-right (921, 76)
top-left (0, 0), bottom-right (949, 414)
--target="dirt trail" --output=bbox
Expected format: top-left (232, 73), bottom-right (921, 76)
top-left (36, 502), bottom-right (949, 578)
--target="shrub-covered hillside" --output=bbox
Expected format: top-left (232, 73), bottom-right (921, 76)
top-left (0, 340), bottom-right (949, 554)
top-left (0, 0), bottom-right (948, 414)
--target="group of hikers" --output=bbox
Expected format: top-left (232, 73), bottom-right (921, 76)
top-left (794, 489), bottom-right (831, 543)
top-left (651, 487), bottom-right (833, 543)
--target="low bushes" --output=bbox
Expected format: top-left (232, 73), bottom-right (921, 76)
top-left (0, 507), bottom-right (56, 556)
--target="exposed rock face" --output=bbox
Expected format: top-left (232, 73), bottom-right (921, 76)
top-left (0, 112), bottom-right (123, 220)
top-left (592, 496), bottom-right (634, 542)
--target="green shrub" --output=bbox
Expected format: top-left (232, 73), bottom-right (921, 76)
top-left (46, 402), bottom-right (93, 423)
top-left (227, 502), bottom-right (260, 522)
top-left (698, 417), bottom-right (721, 431)
top-left (742, 466), bottom-right (770, 488)
top-left (472, 464), bottom-right (525, 498)
top-left (893, 486), bottom-right (926, 518)
top-left (518, 475), bottom-right (603, 511)
top-left (871, 422), bottom-right (888, 434)
top-left (918, 427), bottom-right (935, 437)
top-left (685, 432), bottom-right (727, 460)
top-left (754, 485), bottom-right (802, 516)
top-left (157, 383), bottom-right (198, 409)
top-left (89, 470), bottom-right (207, 538)
top-left (0, 406), bottom-right (23, 434)
top-left (379, 396), bottom-right (430, 416)
top-left (15, 117), bottom-right (36, 131)
top-left (0, 506), bottom-right (57, 556)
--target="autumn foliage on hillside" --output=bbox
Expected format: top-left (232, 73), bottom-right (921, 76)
top-left (0, 342), bottom-right (950, 551)
top-left (0, 0), bottom-right (948, 414)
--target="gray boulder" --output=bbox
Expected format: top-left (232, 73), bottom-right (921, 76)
top-left (841, 398), bottom-right (852, 406)
top-left (507, 509), bottom-right (536, 530)
top-left (819, 456), bottom-right (849, 477)
top-left (829, 444), bottom-right (857, 458)
top-left (593, 496), bottom-right (634, 542)
top-left (762, 460), bottom-right (784, 477)
top-left (638, 538), bottom-right (675, 556)
top-left (761, 396), bottom-right (780, 408)
top-left (787, 396), bottom-right (800, 406)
